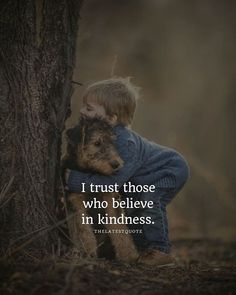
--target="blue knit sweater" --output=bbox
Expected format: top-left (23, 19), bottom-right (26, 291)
top-left (67, 124), bottom-right (190, 194)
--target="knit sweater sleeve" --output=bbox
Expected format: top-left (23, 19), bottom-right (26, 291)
top-left (155, 150), bottom-right (190, 190)
top-left (67, 140), bottom-right (141, 193)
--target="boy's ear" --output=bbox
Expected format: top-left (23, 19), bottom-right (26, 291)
top-left (108, 114), bottom-right (118, 125)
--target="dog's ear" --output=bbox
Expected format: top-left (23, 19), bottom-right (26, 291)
top-left (66, 126), bottom-right (81, 144)
top-left (66, 127), bottom-right (75, 141)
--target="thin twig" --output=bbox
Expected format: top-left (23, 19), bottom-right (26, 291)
top-left (71, 80), bottom-right (83, 86)
top-left (6, 213), bottom-right (75, 257)
top-left (0, 176), bottom-right (15, 209)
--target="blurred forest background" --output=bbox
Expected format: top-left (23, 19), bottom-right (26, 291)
top-left (65, 0), bottom-right (236, 241)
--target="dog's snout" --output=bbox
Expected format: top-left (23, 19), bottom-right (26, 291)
top-left (110, 160), bottom-right (121, 170)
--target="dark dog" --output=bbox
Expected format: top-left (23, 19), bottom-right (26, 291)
top-left (62, 117), bottom-right (138, 262)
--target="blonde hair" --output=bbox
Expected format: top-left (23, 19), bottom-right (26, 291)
top-left (82, 77), bottom-right (140, 126)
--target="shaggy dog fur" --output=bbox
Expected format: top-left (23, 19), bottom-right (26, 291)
top-left (62, 117), bottom-right (138, 262)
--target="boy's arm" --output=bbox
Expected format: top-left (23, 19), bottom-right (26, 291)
top-left (126, 148), bottom-right (190, 191)
top-left (66, 140), bottom-right (141, 192)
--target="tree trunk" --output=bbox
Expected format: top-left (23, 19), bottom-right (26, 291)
top-left (0, 0), bottom-right (83, 256)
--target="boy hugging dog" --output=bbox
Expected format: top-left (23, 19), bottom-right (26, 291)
top-left (64, 77), bottom-right (190, 266)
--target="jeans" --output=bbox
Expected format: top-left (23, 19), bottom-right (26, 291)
top-left (123, 185), bottom-right (184, 254)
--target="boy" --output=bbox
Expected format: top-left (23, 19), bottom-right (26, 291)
top-left (65, 77), bottom-right (190, 266)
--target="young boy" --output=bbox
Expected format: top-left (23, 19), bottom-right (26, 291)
top-left (65, 77), bottom-right (190, 266)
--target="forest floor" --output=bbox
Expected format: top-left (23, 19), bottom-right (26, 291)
top-left (0, 239), bottom-right (235, 295)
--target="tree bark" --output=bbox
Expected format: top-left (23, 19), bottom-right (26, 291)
top-left (0, 0), bottom-right (83, 256)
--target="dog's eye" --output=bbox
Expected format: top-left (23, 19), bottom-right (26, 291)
top-left (94, 141), bottom-right (101, 147)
